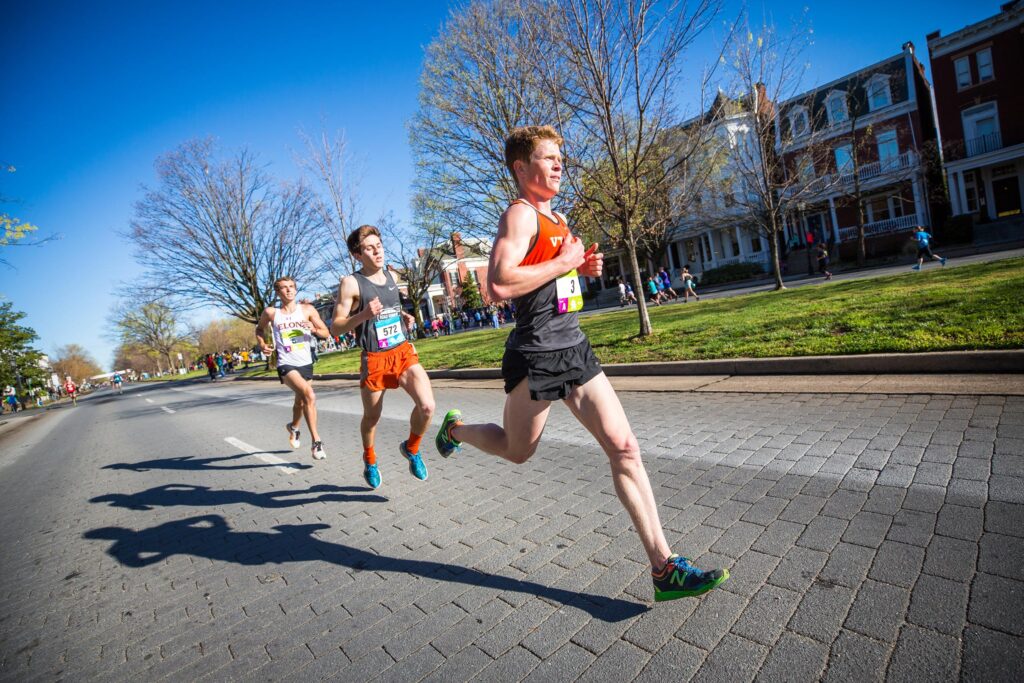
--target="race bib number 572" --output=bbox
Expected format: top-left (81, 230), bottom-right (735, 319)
top-left (374, 309), bottom-right (406, 350)
top-left (555, 269), bottom-right (584, 314)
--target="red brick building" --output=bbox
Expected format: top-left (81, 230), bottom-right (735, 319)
top-left (774, 42), bottom-right (944, 259)
top-left (928, 1), bottom-right (1024, 227)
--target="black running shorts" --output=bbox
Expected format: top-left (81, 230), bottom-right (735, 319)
top-left (502, 337), bottom-right (603, 401)
top-left (917, 245), bottom-right (933, 259)
top-left (277, 363), bottom-right (314, 384)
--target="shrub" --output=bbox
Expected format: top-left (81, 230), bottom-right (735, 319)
top-left (699, 261), bottom-right (766, 286)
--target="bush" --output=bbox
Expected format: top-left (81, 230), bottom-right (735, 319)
top-left (699, 261), bottom-right (766, 286)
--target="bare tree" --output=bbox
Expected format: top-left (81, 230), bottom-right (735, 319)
top-left (127, 138), bottom-right (325, 323)
top-left (112, 301), bottom-right (192, 373)
top-left (410, 0), bottom-right (570, 239)
top-left (532, 0), bottom-right (726, 336)
top-left (1, 164), bottom-right (57, 267)
top-left (296, 127), bottom-right (364, 289)
top-left (722, 12), bottom-right (841, 289)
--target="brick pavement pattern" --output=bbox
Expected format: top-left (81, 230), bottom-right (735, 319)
top-left (0, 383), bottom-right (1022, 681)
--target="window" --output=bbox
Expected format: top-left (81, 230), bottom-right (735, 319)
top-left (962, 102), bottom-right (1001, 155)
top-left (797, 155), bottom-right (815, 182)
top-left (876, 130), bottom-right (899, 165)
top-left (976, 48), bottom-right (994, 82)
top-left (866, 74), bottom-right (892, 111)
top-left (790, 108), bottom-right (809, 137)
top-left (954, 56), bottom-right (971, 88)
top-left (963, 171), bottom-right (979, 213)
top-left (834, 144), bottom-right (853, 171)
top-left (826, 91), bottom-right (848, 125)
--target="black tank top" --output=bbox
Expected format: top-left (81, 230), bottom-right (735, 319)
top-left (353, 269), bottom-right (408, 354)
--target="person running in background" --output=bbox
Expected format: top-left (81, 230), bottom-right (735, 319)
top-left (63, 377), bottom-right (78, 406)
top-left (112, 372), bottom-right (124, 395)
top-left (815, 243), bottom-right (833, 281)
top-left (657, 267), bottom-right (678, 300)
top-left (256, 276), bottom-right (332, 461)
top-left (912, 227), bottom-right (946, 270)
top-left (436, 125), bottom-right (729, 603)
top-left (680, 266), bottom-right (700, 302)
top-left (204, 354), bottom-right (217, 381)
top-left (331, 225), bottom-right (434, 489)
top-left (645, 276), bottom-right (662, 305)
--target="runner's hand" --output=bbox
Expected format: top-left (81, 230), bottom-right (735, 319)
top-left (578, 243), bottom-right (603, 278)
top-left (365, 297), bottom-right (383, 319)
top-left (556, 235), bottom-right (586, 270)
top-left (260, 343), bottom-right (273, 355)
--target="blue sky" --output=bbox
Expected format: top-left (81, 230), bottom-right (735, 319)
top-left (1, 0), bottom-right (992, 368)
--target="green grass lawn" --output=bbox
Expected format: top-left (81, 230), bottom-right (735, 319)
top-left (270, 258), bottom-right (1024, 374)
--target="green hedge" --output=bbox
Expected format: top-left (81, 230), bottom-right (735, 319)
top-left (699, 261), bottom-right (766, 285)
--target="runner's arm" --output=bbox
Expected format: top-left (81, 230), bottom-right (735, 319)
top-left (304, 305), bottom-right (331, 340)
top-left (330, 276), bottom-right (372, 336)
top-left (487, 204), bottom-right (590, 301)
top-left (255, 308), bottom-right (274, 354)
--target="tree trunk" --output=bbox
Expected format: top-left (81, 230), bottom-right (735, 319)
top-left (769, 228), bottom-right (785, 290)
top-left (625, 242), bottom-right (652, 337)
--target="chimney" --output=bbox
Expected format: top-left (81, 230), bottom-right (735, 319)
top-left (452, 232), bottom-right (465, 260)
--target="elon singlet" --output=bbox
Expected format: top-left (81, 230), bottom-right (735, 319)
top-left (353, 269), bottom-right (409, 353)
top-left (506, 199), bottom-right (586, 352)
top-left (272, 306), bottom-right (314, 367)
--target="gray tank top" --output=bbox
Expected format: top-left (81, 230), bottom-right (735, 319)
top-left (353, 269), bottom-right (408, 353)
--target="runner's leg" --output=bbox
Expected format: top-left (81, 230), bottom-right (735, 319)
top-left (398, 363), bottom-right (436, 438)
top-left (562, 372), bottom-right (671, 570)
top-left (359, 385), bottom-right (385, 451)
top-left (450, 378), bottom-right (552, 464)
top-left (281, 372), bottom-right (320, 442)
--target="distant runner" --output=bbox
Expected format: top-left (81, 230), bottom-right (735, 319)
top-left (330, 225), bottom-right (434, 489)
top-left (112, 372), bottom-right (124, 395)
top-left (680, 266), bottom-right (700, 302)
top-left (63, 377), bottom-right (78, 406)
top-left (256, 276), bottom-right (331, 461)
top-left (912, 227), bottom-right (946, 270)
top-left (435, 126), bottom-right (729, 602)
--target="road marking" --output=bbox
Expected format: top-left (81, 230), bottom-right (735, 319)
top-left (145, 398), bottom-right (154, 403)
top-left (224, 437), bottom-right (300, 474)
top-left (161, 406), bottom-right (175, 414)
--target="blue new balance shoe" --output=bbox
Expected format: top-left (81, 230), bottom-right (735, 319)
top-left (363, 463), bottom-right (381, 489)
top-left (400, 441), bottom-right (428, 481)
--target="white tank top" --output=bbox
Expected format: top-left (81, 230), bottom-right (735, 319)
top-left (272, 305), bottom-right (314, 367)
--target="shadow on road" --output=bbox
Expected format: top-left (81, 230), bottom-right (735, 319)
top-left (90, 483), bottom-right (386, 510)
top-left (84, 514), bottom-right (648, 622)
top-left (103, 452), bottom-right (313, 472)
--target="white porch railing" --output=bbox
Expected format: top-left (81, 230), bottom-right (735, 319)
top-left (785, 150), bottom-right (919, 198)
top-left (838, 213), bottom-right (918, 242)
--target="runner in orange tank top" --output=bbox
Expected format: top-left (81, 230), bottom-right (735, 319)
top-left (434, 125), bottom-right (729, 603)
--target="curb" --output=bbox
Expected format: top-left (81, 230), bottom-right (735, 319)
top-left (238, 349), bottom-right (1024, 382)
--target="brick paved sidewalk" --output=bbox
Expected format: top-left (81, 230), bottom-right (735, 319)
top-left (0, 385), bottom-right (1021, 681)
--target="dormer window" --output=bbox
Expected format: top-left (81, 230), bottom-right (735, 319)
top-left (865, 73), bottom-right (892, 111)
top-left (789, 107), bottom-right (809, 138)
top-left (826, 90), bottom-right (848, 126)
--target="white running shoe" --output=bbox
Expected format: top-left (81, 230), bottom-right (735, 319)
top-left (286, 423), bottom-right (301, 449)
top-left (311, 441), bottom-right (326, 460)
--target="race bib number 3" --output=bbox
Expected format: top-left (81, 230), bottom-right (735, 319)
top-left (555, 269), bottom-right (584, 314)
top-left (375, 311), bottom-right (406, 350)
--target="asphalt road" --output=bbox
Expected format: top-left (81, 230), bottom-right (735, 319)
top-left (1, 378), bottom-right (1021, 681)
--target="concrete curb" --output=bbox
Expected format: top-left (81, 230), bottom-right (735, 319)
top-left (238, 349), bottom-right (1024, 381)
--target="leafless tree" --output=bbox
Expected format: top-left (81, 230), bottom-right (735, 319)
top-left (721, 11), bottom-right (841, 289)
top-left (409, 0), bottom-right (571, 239)
top-left (127, 138), bottom-right (325, 323)
top-left (531, 0), bottom-right (727, 336)
top-left (296, 127), bottom-right (365, 289)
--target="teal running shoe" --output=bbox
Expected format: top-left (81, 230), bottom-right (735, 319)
top-left (435, 409), bottom-right (463, 458)
top-left (400, 441), bottom-right (428, 481)
top-left (652, 554), bottom-right (729, 602)
top-left (363, 463), bottom-right (381, 489)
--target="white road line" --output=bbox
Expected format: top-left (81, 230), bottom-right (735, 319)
top-left (161, 406), bottom-right (175, 414)
top-left (145, 398), bottom-right (154, 403)
top-left (223, 437), bottom-right (300, 474)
